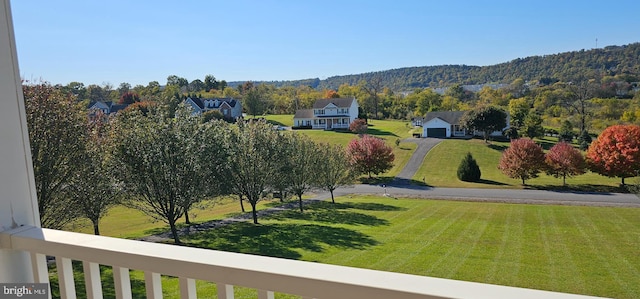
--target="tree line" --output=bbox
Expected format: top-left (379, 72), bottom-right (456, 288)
top-left (24, 83), bottom-right (395, 244)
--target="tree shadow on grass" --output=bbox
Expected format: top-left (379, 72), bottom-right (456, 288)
top-left (487, 143), bottom-right (508, 151)
top-left (183, 222), bottom-right (378, 260)
top-left (476, 178), bottom-right (509, 186)
top-left (366, 127), bottom-right (398, 137)
top-left (264, 201), bottom-right (397, 226)
top-left (525, 184), bottom-right (628, 194)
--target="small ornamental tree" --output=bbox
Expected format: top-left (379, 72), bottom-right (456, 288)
top-left (586, 124), bottom-right (640, 185)
top-left (545, 142), bottom-right (586, 185)
top-left (457, 152), bottom-right (481, 182)
top-left (558, 120), bottom-right (574, 143)
top-left (347, 135), bottom-right (395, 178)
top-left (578, 130), bottom-right (592, 151)
top-left (498, 138), bottom-right (545, 185)
top-left (349, 118), bottom-right (368, 134)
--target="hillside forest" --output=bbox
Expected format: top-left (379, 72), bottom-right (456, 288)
top-left (51, 43), bottom-right (640, 133)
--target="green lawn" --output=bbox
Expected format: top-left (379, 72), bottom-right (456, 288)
top-left (176, 196), bottom-right (640, 299)
top-left (413, 138), bottom-right (635, 191)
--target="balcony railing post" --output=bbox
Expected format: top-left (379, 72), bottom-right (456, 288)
top-left (0, 0), bottom-right (42, 284)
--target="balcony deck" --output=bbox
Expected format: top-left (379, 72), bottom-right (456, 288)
top-left (0, 226), bottom-right (603, 299)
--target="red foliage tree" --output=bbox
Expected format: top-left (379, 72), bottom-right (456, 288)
top-left (498, 138), bottom-right (545, 185)
top-left (545, 142), bottom-right (586, 185)
top-left (347, 135), bottom-right (394, 178)
top-left (119, 91), bottom-right (141, 105)
top-left (349, 118), bottom-right (368, 134)
top-left (586, 124), bottom-right (640, 185)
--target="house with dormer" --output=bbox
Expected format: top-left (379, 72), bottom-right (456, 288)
top-left (293, 98), bottom-right (359, 129)
top-left (184, 97), bottom-right (243, 120)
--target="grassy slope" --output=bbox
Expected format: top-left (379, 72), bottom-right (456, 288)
top-left (179, 196), bottom-right (640, 299)
top-left (413, 138), bottom-right (633, 190)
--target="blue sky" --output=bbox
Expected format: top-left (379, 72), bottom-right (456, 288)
top-left (11, 1), bottom-right (640, 86)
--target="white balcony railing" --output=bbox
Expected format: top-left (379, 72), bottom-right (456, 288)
top-left (0, 225), bottom-right (603, 299)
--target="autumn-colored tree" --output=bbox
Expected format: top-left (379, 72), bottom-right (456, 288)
top-left (545, 142), bottom-right (586, 185)
top-left (349, 118), bottom-right (368, 134)
top-left (118, 91), bottom-right (141, 105)
top-left (498, 138), bottom-right (545, 185)
top-left (347, 135), bottom-right (395, 178)
top-left (324, 89), bottom-right (340, 98)
top-left (586, 124), bottom-right (640, 185)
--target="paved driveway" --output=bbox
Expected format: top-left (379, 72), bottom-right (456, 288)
top-left (393, 137), bottom-right (442, 185)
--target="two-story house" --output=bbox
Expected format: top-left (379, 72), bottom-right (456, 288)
top-left (293, 98), bottom-right (359, 129)
top-left (184, 97), bottom-right (243, 120)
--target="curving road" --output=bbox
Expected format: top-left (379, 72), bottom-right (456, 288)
top-left (326, 136), bottom-right (640, 207)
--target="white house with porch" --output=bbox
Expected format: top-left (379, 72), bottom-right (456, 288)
top-left (293, 98), bottom-right (359, 129)
top-left (0, 2), bottom-right (600, 298)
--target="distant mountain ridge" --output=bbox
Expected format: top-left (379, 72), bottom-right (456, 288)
top-left (228, 43), bottom-right (640, 91)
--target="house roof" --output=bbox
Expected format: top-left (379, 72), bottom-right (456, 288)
top-left (186, 97), bottom-right (238, 110)
top-left (421, 111), bottom-right (467, 125)
top-left (293, 109), bottom-right (314, 119)
top-left (312, 98), bottom-right (355, 109)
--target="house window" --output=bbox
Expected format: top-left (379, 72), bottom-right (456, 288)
top-left (314, 120), bottom-right (318, 125)
top-left (319, 119), bottom-right (326, 124)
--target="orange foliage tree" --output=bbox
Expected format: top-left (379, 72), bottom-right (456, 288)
top-left (545, 142), bottom-right (585, 186)
top-left (498, 138), bottom-right (545, 185)
top-left (586, 124), bottom-right (640, 185)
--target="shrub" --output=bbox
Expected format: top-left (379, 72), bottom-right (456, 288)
top-left (349, 118), bottom-right (368, 134)
top-left (457, 152), bottom-right (481, 182)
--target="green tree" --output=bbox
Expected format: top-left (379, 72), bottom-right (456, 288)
top-left (204, 74), bottom-right (219, 91)
top-left (508, 98), bottom-right (530, 129)
top-left (522, 112), bottom-right (544, 139)
top-left (558, 120), bottom-right (575, 142)
top-left (225, 120), bottom-right (280, 224)
top-left (69, 114), bottom-right (120, 235)
top-left (314, 144), bottom-right (354, 203)
top-left (112, 104), bottom-right (224, 243)
top-left (24, 83), bottom-right (86, 229)
top-left (286, 133), bottom-right (320, 212)
top-left (413, 89), bottom-right (442, 116)
top-left (457, 152), bottom-right (481, 182)
top-left (242, 82), bottom-right (266, 118)
top-left (460, 105), bottom-right (508, 142)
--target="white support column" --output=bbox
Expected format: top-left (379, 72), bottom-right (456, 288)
top-left (144, 272), bottom-right (163, 299)
top-left (179, 277), bottom-right (196, 299)
top-left (0, 0), bottom-right (42, 283)
top-left (257, 290), bottom-right (274, 299)
top-left (113, 267), bottom-right (132, 299)
top-left (83, 261), bottom-right (104, 299)
top-left (217, 284), bottom-right (234, 299)
top-left (56, 257), bottom-right (77, 299)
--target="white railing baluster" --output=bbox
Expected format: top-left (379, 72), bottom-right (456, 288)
top-left (257, 290), bottom-right (274, 299)
top-left (179, 277), bottom-right (196, 299)
top-left (144, 272), bottom-right (163, 299)
top-left (30, 253), bottom-right (51, 299)
top-left (56, 257), bottom-right (77, 299)
top-left (1, 227), bottom-right (605, 299)
top-left (113, 266), bottom-right (132, 299)
top-left (83, 261), bottom-right (103, 299)
top-left (217, 284), bottom-right (234, 299)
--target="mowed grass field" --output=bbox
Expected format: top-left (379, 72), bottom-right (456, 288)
top-left (414, 138), bottom-right (636, 190)
top-left (174, 196), bottom-right (639, 298)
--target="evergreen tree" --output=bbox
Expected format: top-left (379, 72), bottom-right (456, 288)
top-left (457, 152), bottom-right (481, 182)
